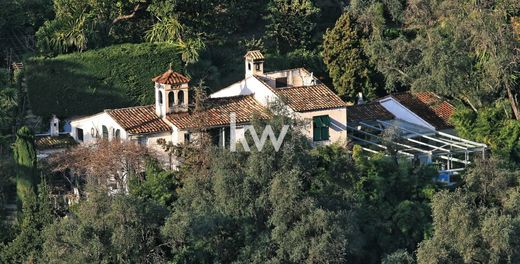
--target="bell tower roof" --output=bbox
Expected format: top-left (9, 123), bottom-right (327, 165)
top-left (244, 50), bottom-right (264, 61)
top-left (152, 69), bottom-right (190, 85)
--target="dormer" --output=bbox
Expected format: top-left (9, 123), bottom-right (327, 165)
top-left (244, 50), bottom-right (264, 78)
top-left (152, 68), bottom-right (191, 117)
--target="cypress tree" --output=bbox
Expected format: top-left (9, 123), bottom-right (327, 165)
top-left (12, 126), bottom-right (37, 209)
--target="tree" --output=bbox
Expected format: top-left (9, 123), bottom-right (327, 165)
top-left (47, 140), bottom-right (152, 191)
top-left (382, 249), bottom-right (415, 264)
top-left (322, 11), bottom-right (381, 99)
top-left (12, 126), bottom-right (37, 208)
top-left (41, 189), bottom-right (169, 263)
top-left (451, 101), bottom-right (520, 164)
top-left (129, 158), bottom-right (181, 208)
top-left (350, 153), bottom-right (437, 263)
top-left (36, 0), bottom-right (152, 54)
top-left (417, 158), bottom-right (520, 263)
top-left (161, 115), bottom-right (359, 263)
top-left (352, 0), bottom-right (520, 118)
top-left (265, 0), bottom-right (320, 53)
top-left (1, 181), bottom-right (55, 263)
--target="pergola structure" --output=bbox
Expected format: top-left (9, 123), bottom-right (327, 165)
top-left (347, 119), bottom-right (487, 181)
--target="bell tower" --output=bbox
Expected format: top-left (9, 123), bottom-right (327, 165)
top-left (244, 50), bottom-right (264, 78)
top-left (152, 66), bottom-right (190, 117)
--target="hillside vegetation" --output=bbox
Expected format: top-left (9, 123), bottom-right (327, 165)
top-left (26, 43), bottom-right (181, 118)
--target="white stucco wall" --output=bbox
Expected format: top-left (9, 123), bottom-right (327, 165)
top-left (379, 97), bottom-right (435, 130)
top-left (70, 112), bottom-right (128, 143)
top-left (295, 107), bottom-right (347, 144)
top-left (210, 76), bottom-right (279, 107)
top-left (264, 68), bottom-right (316, 87)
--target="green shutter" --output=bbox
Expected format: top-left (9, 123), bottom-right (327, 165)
top-left (313, 115), bottom-right (330, 141)
top-left (313, 116), bottom-right (321, 141)
top-left (322, 115), bottom-right (331, 126)
top-left (322, 126), bottom-right (330, 140)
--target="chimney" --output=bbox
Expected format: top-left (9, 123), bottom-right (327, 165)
top-left (357, 92), bottom-right (364, 105)
top-left (244, 50), bottom-right (264, 78)
top-left (50, 115), bottom-right (59, 137)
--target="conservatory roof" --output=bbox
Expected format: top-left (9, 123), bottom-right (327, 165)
top-left (347, 119), bottom-right (487, 171)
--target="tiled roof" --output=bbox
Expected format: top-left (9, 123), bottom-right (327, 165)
top-left (166, 95), bottom-right (269, 129)
top-left (152, 70), bottom-right (190, 85)
top-left (35, 134), bottom-right (77, 150)
top-left (390, 92), bottom-right (455, 129)
top-left (274, 84), bottom-right (346, 112)
top-left (106, 105), bottom-right (171, 134)
top-left (347, 102), bottom-right (395, 123)
top-left (244, 50), bottom-right (264, 60)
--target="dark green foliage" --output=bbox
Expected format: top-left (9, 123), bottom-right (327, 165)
top-left (162, 116), bottom-right (358, 263)
top-left (13, 126), bottom-right (37, 207)
top-left (349, 152), bottom-right (437, 263)
top-left (417, 158), bottom-right (520, 263)
top-left (322, 11), bottom-right (382, 99)
top-left (265, 0), bottom-right (320, 53)
top-left (351, 0), bottom-right (520, 116)
top-left (1, 181), bottom-right (55, 263)
top-left (41, 189), bottom-right (169, 263)
top-left (451, 101), bottom-right (520, 163)
top-left (0, 158), bottom-right (16, 244)
top-left (26, 43), bottom-right (182, 117)
top-left (129, 159), bottom-right (181, 208)
top-left (382, 249), bottom-right (415, 264)
top-left (0, 0), bottom-right (53, 63)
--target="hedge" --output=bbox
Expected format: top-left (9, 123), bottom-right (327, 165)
top-left (26, 43), bottom-right (182, 118)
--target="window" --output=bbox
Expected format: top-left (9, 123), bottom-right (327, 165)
top-left (275, 77), bottom-right (288, 88)
top-left (168, 91), bottom-right (175, 107)
top-left (313, 115), bottom-right (330, 141)
top-left (114, 129), bottom-right (121, 140)
top-left (102, 125), bottom-right (109, 139)
top-left (248, 63), bottom-right (251, 71)
top-left (255, 63), bottom-right (261, 71)
top-left (178, 90), bottom-right (184, 105)
top-left (184, 133), bottom-right (191, 143)
top-left (137, 136), bottom-right (147, 146)
top-left (76, 128), bottom-right (84, 141)
top-left (158, 90), bottom-right (163, 104)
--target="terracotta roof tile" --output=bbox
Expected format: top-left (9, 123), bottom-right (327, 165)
top-left (347, 102), bottom-right (395, 123)
top-left (274, 84), bottom-right (346, 112)
top-left (106, 105), bottom-right (171, 134)
top-left (152, 70), bottom-right (190, 85)
top-left (166, 95), bottom-right (269, 129)
top-left (244, 50), bottom-right (264, 60)
top-left (391, 92), bottom-right (455, 129)
top-left (35, 135), bottom-right (77, 150)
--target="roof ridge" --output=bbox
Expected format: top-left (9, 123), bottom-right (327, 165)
top-left (105, 104), bottom-right (154, 112)
top-left (263, 67), bottom-right (308, 75)
top-left (276, 83), bottom-right (327, 90)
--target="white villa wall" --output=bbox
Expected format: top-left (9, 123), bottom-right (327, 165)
top-left (70, 112), bottom-right (128, 143)
top-left (295, 107), bottom-right (347, 144)
top-left (379, 98), bottom-right (435, 130)
top-left (264, 68), bottom-right (316, 87)
top-left (210, 76), bottom-right (279, 107)
top-left (210, 77), bottom-right (256, 98)
top-left (140, 132), bottom-right (172, 154)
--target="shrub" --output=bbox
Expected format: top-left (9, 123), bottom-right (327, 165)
top-left (26, 43), bottom-right (181, 118)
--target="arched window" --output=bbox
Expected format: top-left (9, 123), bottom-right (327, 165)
top-left (178, 90), bottom-right (185, 105)
top-left (168, 91), bottom-right (175, 107)
top-left (158, 90), bottom-right (163, 104)
top-left (114, 129), bottom-right (121, 140)
top-left (102, 125), bottom-right (109, 139)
